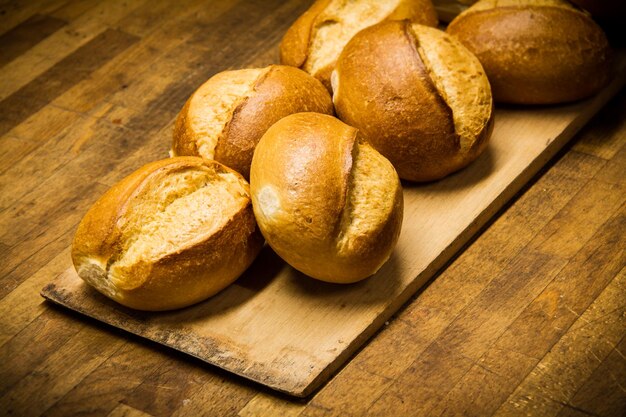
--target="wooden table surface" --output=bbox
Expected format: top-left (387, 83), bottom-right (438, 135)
top-left (0, 1), bottom-right (624, 416)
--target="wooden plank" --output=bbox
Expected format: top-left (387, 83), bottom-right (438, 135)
top-left (527, 168), bottom-right (625, 257)
top-left (366, 250), bottom-right (568, 416)
top-left (0, 0), bottom-right (621, 414)
top-left (0, 28), bottom-right (138, 137)
top-left (0, 177), bottom-right (111, 299)
top-left (0, 0), bottom-right (148, 102)
top-left (0, 0), bottom-right (302, 304)
top-left (300, 147), bottom-right (609, 415)
top-left (594, 139), bottom-right (626, 186)
top-left (41, 66), bottom-right (626, 397)
top-left (0, 13), bottom-right (66, 67)
top-left (493, 267), bottom-right (626, 416)
top-left (0, 321), bottom-right (125, 417)
top-left (0, 308), bottom-right (81, 398)
top-left (0, 134), bottom-right (39, 176)
top-left (444, 150), bottom-right (607, 274)
top-left (43, 0), bottom-right (232, 117)
top-left (572, 88), bottom-right (626, 160)
top-left (2, 103), bottom-right (84, 145)
top-left (107, 403), bottom-right (155, 417)
top-left (0, 0), bottom-right (67, 36)
top-left (238, 392), bottom-right (305, 417)
top-left (421, 184), bottom-right (626, 416)
top-left (114, 0), bottom-right (199, 38)
top-left (43, 341), bottom-right (166, 417)
top-left (0, 0), bottom-right (246, 211)
top-left (558, 319), bottom-right (626, 417)
top-left (0, 247), bottom-right (71, 347)
top-left (46, 331), bottom-right (259, 417)
top-left (49, 0), bottom-right (99, 22)
top-left (341, 162), bottom-right (625, 414)
top-left (127, 360), bottom-right (255, 417)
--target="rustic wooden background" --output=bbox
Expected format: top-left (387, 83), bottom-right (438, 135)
top-left (0, 0), bottom-right (625, 416)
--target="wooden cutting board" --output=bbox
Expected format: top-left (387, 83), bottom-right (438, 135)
top-left (41, 62), bottom-right (626, 397)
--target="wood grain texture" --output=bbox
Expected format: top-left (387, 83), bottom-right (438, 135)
top-left (40, 56), bottom-right (626, 397)
top-left (0, 0), bottom-right (68, 36)
top-left (0, 13), bottom-right (66, 66)
top-left (106, 403), bottom-right (155, 417)
top-left (0, 0), bottom-right (149, 102)
top-left (0, 0), bottom-right (625, 415)
top-left (0, 27), bottom-right (138, 137)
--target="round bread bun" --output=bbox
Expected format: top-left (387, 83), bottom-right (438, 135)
top-left (446, 0), bottom-right (613, 104)
top-left (250, 112), bottom-right (403, 283)
top-left (172, 65), bottom-right (333, 179)
top-left (279, 0), bottom-right (438, 90)
top-left (332, 21), bottom-right (493, 182)
top-left (72, 157), bottom-right (263, 311)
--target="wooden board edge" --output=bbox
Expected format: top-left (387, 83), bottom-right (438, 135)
top-left (297, 71), bottom-right (626, 397)
top-left (40, 277), bottom-right (312, 397)
top-left (39, 69), bottom-right (626, 398)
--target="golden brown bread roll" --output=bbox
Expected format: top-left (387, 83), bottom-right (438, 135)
top-left (332, 21), bottom-right (493, 182)
top-left (279, 0), bottom-right (438, 90)
top-left (72, 157), bottom-right (263, 311)
top-left (172, 65), bottom-right (333, 179)
top-left (250, 113), bottom-right (403, 283)
top-left (446, 0), bottom-right (613, 104)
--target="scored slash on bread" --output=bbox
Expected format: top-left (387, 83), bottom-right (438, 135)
top-left (72, 157), bottom-right (263, 311)
top-left (173, 68), bottom-right (265, 162)
top-left (70, 0), bottom-right (618, 309)
top-left (250, 113), bottom-right (403, 284)
top-left (333, 20), bottom-right (493, 182)
top-left (280, 0), bottom-right (438, 90)
top-left (172, 65), bottom-right (333, 180)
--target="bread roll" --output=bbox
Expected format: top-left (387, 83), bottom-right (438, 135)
top-left (332, 21), bottom-right (493, 182)
top-left (172, 65), bottom-right (333, 179)
top-left (446, 0), bottom-right (612, 104)
top-left (250, 113), bottom-right (403, 283)
top-left (279, 0), bottom-right (438, 90)
top-left (72, 157), bottom-right (263, 311)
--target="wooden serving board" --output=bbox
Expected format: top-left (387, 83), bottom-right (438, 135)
top-left (41, 66), bottom-right (626, 397)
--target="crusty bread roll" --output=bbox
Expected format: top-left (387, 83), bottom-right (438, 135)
top-left (72, 157), bottom-right (263, 311)
top-left (332, 21), bottom-right (493, 182)
top-left (172, 65), bottom-right (333, 179)
top-left (279, 0), bottom-right (438, 90)
top-left (446, 0), bottom-right (613, 104)
top-left (250, 113), bottom-right (403, 283)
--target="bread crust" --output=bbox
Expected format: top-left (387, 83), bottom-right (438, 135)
top-left (333, 21), bottom-right (493, 182)
top-left (279, 0), bottom-right (438, 90)
top-left (214, 65), bottom-right (335, 179)
top-left (250, 113), bottom-right (403, 283)
top-left (280, 0), bottom-right (333, 69)
top-left (72, 157), bottom-right (263, 311)
top-left (447, 0), bottom-right (613, 104)
top-left (172, 65), bottom-right (333, 179)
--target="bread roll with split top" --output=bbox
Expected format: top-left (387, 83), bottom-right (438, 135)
top-left (332, 21), bottom-right (494, 182)
top-left (72, 157), bottom-right (263, 311)
top-left (446, 0), bottom-right (613, 104)
top-left (279, 0), bottom-right (438, 90)
top-left (172, 65), bottom-right (333, 179)
top-left (250, 112), bottom-right (403, 283)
